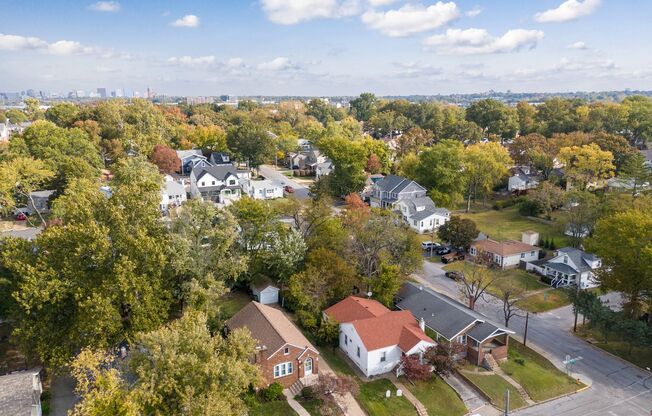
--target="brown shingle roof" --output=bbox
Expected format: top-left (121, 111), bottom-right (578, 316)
top-left (351, 310), bottom-right (434, 352)
top-left (226, 302), bottom-right (317, 356)
top-left (323, 296), bottom-right (390, 323)
top-left (472, 239), bottom-right (538, 256)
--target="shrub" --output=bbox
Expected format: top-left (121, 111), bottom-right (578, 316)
top-left (296, 310), bottom-right (318, 331)
top-left (301, 386), bottom-right (316, 400)
top-left (261, 382), bottom-right (284, 402)
top-left (519, 199), bottom-right (542, 216)
top-left (514, 358), bottom-right (526, 366)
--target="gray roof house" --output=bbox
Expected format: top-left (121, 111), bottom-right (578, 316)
top-left (525, 247), bottom-right (601, 289)
top-left (394, 196), bottom-right (450, 234)
top-left (176, 149), bottom-right (206, 175)
top-left (396, 283), bottom-right (514, 367)
top-left (0, 368), bottom-right (42, 416)
top-left (508, 167), bottom-right (541, 192)
top-left (27, 190), bottom-right (54, 216)
top-left (369, 175), bottom-right (427, 209)
top-left (189, 165), bottom-right (242, 205)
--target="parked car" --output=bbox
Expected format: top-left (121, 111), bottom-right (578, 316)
top-left (435, 246), bottom-right (451, 255)
top-left (441, 252), bottom-right (465, 264)
top-left (14, 212), bottom-right (27, 221)
top-left (421, 241), bottom-right (440, 250)
top-left (445, 271), bottom-right (464, 280)
top-left (283, 185), bottom-right (295, 193)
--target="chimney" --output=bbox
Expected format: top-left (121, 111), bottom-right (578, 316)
top-left (255, 345), bottom-right (268, 363)
top-left (419, 317), bottom-right (425, 332)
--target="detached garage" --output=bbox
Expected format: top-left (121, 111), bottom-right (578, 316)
top-left (250, 280), bottom-right (280, 305)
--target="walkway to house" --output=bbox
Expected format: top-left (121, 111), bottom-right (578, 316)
top-left (444, 373), bottom-right (490, 413)
top-left (383, 373), bottom-right (428, 416)
top-left (459, 364), bottom-right (536, 407)
top-left (318, 358), bottom-right (366, 416)
top-left (283, 390), bottom-right (311, 416)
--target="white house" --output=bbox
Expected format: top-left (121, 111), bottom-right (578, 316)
top-left (190, 165), bottom-right (242, 205)
top-left (394, 197), bottom-right (450, 234)
top-left (470, 232), bottom-right (541, 269)
top-left (323, 296), bottom-right (434, 377)
top-left (250, 280), bottom-right (280, 305)
top-left (508, 167), bottom-right (540, 192)
top-left (0, 123), bottom-right (8, 142)
top-left (370, 175), bottom-right (427, 208)
top-left (160, 179), bottom-right (187, 211)
top-left (526, 247), bottom-right (601, 289)
top-left (315, 161), bottom-right (333, 179)
top-left (242, 179), bottom-right (284, 200)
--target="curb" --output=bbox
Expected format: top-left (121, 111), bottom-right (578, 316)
top-left (572, 329), bottom-right (652, 375)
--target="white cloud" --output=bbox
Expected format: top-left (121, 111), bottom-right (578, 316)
top-left (555, 57), bottom-right (615, 71)
top-left (367, 0), bottom-right (398, 6)
top-left (424, 28), bottom-right (544, 54)
top-left (226, 57), bottom-right (244, 68)
top-left (567, 41), bottom-right (587, 49)
top-left (257, 57), bottom-right (296, 71)
top-left (466, 5), bottom-right (483, 18)
top-left (168, 55), bottom-right (216, 66)
top-left (261, 0), bottom-right (359, 25)
top-left (88, 1), bottom-right (121, 12)
top-left (171, 14), bottom-right (200, 28)
top-left (535, 0), bottom-right (600, 23)
top-left (361, 2), bottom-right (460, 37)
top-left (47, 40), bottom-right (96, 55)
top-left (0, 33), bottom-right (47, 51)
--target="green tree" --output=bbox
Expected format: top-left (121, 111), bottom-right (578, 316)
top-left (516, 101), bottom-right (538, 135)
top-left (619, 152), bottom-right (650, 197)
top-left (558, 143), bottom-right (614, 190)
top-left (586, 209), bottom-right (652, 318)
top-left (319, 136), bottom-right (367, 196)
top-left (369, 263), bottom-right (403, 307)
top-left (414, 140), bottom-right (466, 208)
top-left (437, 216), bottom-right (478, 250)
top-left (463, 142), bottom-right (512, 211)
top-left (559, 190), bottom-right (600, 247)
top-left (622, 95), bottom-right (652, 147)
top-left (0, 157), bottom-right (54, 221)
top-left (45, 102), bottom-right (80, 127)
top-left (70, 312), bottom-right (260, 416)
top-left (465, 99), bottom-right (518, 139)
top-left (527, 181), bottom-right (565, 219)
top-left (226, 120), bottom-right (275, 168)
top-left (350, 93), bottom-right (377, 122)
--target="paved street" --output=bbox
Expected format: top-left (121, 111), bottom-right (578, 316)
top-left (258, 164), bottom-right (310, 200)
top-left (414, 258), bottom-right (652, 416)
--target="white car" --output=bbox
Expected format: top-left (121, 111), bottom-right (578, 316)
top-left (421, 241), bottom-right (440, 250)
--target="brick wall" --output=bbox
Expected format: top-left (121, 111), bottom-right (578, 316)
top-left (256, 344), bottom-right (320, 388)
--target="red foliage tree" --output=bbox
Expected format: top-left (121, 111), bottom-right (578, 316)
top-left (400, 354), bottom-right (432, 381)
top-left (366, 153), bottom-right (382, 174)
top-left (149, 144), bottom-right (181, 174)
top-left (424, 343), bottom-right (465, 377)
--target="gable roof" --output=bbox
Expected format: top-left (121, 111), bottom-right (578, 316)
top-left (396, 283), bottom-right (513, 342)
top-left (208, 152), bottom-right (231, 165)
top-left (0, 368), bottom-right (40, 416)
top-left (551, 247), bottom-right (598, 273)
top-left (323, 296), bottom-right (390, 323)
top-left (176, 149), bottom-right (204, 160)
top-left (351, 310), bottom-right (433, 352)
top-left (374, 175), bottom-right (425, 195)
top-left (226, 302), bottom-right (317, 356)
top-left (163, 181), bottom-right (185, 196)
top-left (472, 239), bottom-right (538, 257)
top-left (193, 164), bottom-right (240, 183)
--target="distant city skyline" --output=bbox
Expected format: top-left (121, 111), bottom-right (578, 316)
top-left (1, 0), bottom-right (651, 96)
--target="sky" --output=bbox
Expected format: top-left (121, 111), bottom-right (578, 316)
top-left (1, 0), bottom-right (651, 96)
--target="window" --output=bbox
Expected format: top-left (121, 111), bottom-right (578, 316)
top-left (344, 335), bottom-right (348, 345)
top-left (284, 347), bottom-right (289, 355)
top-left (563, 256), bottom-right (568, 264)
top-left (380, 351), bottom-right (386, 362)
top-left (357, 347), bottom-right (360, 358)
top-left (521, 253), bottom-right (525, 259)
top-left (273, 362), bottom-right (293, 378)
top-left (229, 180), bottom-right (236, 185)
top-left (456, 335), bottom-right (466, 344)
top-left (201, 182), bottom-right (205, 186)
top-left (530, 251), bottom-right (535, 256)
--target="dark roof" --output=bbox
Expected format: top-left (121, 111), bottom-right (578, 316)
top-left (0, 368), bottom-right (41, 416)
top-left (555, 247), bottom-right (594, 272)
top-left (374, 175), bottom-right (425, 194)
top-left (194, 165), bottom-right (239, 182)
top-left (545, 262), bottom-right (578, 275)
top-left (208, 152), bottom-right (231, 165)
top-left (396, 283), bottom-right (513, 342)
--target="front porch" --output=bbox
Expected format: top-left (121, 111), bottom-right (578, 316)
top-left (466, 334), bottom-right (509, 367)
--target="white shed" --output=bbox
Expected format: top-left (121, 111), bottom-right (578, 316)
top-left (250, 280), bottom-right (280, 305)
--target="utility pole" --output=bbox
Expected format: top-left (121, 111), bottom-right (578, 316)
top-left (523, 312), bottom-right (529, 347)
top-left (573, 281), bottom-right (581, 332)
top-left (504, 389), bottom-right (509, 416)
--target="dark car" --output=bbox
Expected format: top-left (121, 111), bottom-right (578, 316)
top-left (445, 271), bottom-right (464, 281)
top-left (441, 252), bottom-right (465, 264)
top-left (283, 185), bottom-right (295, 193)
top-left (435, 246), bottom-right (451, 255)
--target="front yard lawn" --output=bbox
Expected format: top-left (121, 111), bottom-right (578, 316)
top-left (578, 326), bottom-right (652, 370)
top-left (499, 340), bottom-right (585, 402)
top-left (401, 377), bottom-right (466, 416)
top-left (517, 289), bottom-right (570, 313)
top-left (317, 346), bottom-right (356, 377)
top-left (457, 206), bottom-right (568, 246)
top-left (443, 262), bottom-right (547, 299)
top-left (249, 400), bottom-right (298, 416)
top-left (459, 367), bottom-right (526, 410)
top-left (218, 290), bottom-right (251, 320)
top-left (357, 379), bottom-right (417, 416)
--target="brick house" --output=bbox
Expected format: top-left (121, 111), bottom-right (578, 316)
top-left (226, 302), bottom-right (319, 388)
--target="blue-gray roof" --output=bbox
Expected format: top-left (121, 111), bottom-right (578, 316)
top-left (375, 175), bottom-right (425, 194)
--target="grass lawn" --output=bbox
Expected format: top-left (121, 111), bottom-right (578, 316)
top-left (218, 290), bottom-right (251, 320)
top-left (443, 262), bottom-right (547, 299)
top-left (249, 400), bottom-right (298, 416)
top-left (457, 206), bottom-right (568, 246)
top-left (499, 340), bottom-right (585, 402)
top-left (297, 398), bottom-right (326, 416)
top-left (357, 379), bottom-right (417, 416)
top-left (517, 289), bottom-right (571, 313)
top-left (578, 326), bottom-right (652, 370)
top-left (401, 377), bottom-right (466, 416)
top-left (459, 368), bottom-right (527, 410)
top-left (317, 346), bottom-right (356, 377)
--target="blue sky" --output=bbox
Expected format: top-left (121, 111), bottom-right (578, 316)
top-left (1, 0), bottom-right (651, 96)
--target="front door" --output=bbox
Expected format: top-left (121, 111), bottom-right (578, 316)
top-left (304, 358), bottom-right (313, 375)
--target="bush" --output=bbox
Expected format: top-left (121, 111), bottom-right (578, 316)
top-left (296, 310), bottom-right (318, 331)
top-left (261, 382), bottom-right (284, 402)
top-left (300, 386), bottom-right (316, 400)
top-left (514, 358), bottom-right (526, 366)
top-left (519, 199), bottom-right (542, 216)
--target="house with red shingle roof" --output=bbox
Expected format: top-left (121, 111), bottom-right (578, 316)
top-left (323, 296), bottom-right (434, 377)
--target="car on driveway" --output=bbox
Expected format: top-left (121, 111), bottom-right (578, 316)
top-left (435, 246), bottom-right (451, 255)
top-left (283, 185), bottom-right (295, 193)
top-left (421, 241), bottom-right (440, 250)
top-left (14, 212), bottom-right (27, 221)
top-left (445, 271), bottom-right (464, 280)
top-left (441, 252), bottom-right (465, 264)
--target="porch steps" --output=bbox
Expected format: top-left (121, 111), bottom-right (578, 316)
top-left (288, 379), bottom-right (304, 397)
top-left (483, 354), bottom-right (499, 371)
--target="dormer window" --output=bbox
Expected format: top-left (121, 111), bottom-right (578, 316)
top-left (563, 256), bottom-right (568, 264)
top-left (284, 347), bottom-right (289, 355)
